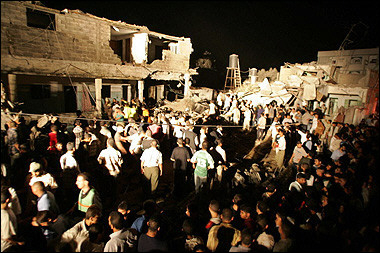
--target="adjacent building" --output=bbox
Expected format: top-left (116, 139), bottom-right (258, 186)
top-left (278, 47), bottom-right (378, 124)
top-left (1, 1), bottom-right (197, 114)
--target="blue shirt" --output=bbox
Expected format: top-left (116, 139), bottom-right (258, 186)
top-left (37, 191), bottom-right (60, 215)
top-left (131, 215), bottom-right (147, 233)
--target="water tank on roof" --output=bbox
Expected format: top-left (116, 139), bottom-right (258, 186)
top-left (229, 54), bottom-right (239, 68)
top-left (249, 68), bottom-right (257, 77)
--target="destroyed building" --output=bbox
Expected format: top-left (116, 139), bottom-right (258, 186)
top-left (279, 47), bottom-right (379, 124)
top-left (1, 1), bottom-right (197, 114)
top-left (237, 47), bottom-right (378, 125)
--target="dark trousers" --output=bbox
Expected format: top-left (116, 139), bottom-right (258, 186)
top-left (173, 169), bottom-right (186, 198)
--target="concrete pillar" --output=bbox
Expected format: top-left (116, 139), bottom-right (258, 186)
top-left (122, 39), bottom-right (126, 63)
top-left (138, 80), bottom-right (144, 102)
top-left (8, 74), bottom-right (17, 102)
top-left (127, 85), bottom-right (132, 103)
top-left (95, 79), bottom-right (102, 113)
top-left (184, 73), bottom-right (191, 98)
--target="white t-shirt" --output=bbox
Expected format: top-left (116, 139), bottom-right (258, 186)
top-left (1, 208), bottom-right (17, 252)
top-left (140, 147), bottom-right (163, 167)
top-left (98, 147), bottom-right (123, 176)
top-left (292, 146), bottom-right (308, 164)
top-left (276, 136), bottom-right (286, 152)
top-left (29, 173), bottom-right (58, 189)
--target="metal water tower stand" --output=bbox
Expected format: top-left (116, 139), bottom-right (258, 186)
top-left (224, 54), bottom-right (242, 91)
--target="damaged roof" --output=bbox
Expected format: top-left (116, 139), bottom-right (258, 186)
top-left (23, 1), bottom-right (188, 42)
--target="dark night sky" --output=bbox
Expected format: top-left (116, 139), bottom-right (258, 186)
top-left (41, 1), bottom-right (379, 78)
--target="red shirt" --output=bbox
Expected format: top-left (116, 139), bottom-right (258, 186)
top-left (48, 132), bottom-right (58, 151)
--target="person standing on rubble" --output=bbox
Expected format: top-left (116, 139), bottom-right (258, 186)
top-left (257, 113), bottom-right (267, 141)
top-left (208, 100), bottom-right (217, 119)
top-left (232, 105), bottom-right (241, 125)
top-left (217, 92), bottom-right (224, 109)
top-left (274, 128), bottom-right (286, 170)
top-left (242, 106), bottom-right (252, 131)
top-left (223, 94), bottom-right (231, 113)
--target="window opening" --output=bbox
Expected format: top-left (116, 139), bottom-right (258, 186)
top-left (26, 8), bottom-right (56, 30)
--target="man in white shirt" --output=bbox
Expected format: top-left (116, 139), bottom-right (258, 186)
top-left (209, 100), bottom-right (217, 116)
top-left (331, 144), bottom-right (346, 162)
top-left (223, 94), bottom-right (231, 112)
top-left (242, 106), bottom-right (252, 131)
top-left (127, 130), bottom-right (144, 155)
top-left (140, 140), bottom-right (163, 197)
top-left (1, 189), bottom-right (24, 252)
top-left (60, 142), bottom-right (80, 172)
top-left (282, 114), bottom-right (294, 125)
top-left (289, 141), bottom-right (309, 167)
top-left (274, 129), bottom-right (286, 169)
top-left (60, 142), bottom-right (81, 206)
top-left (104, 211), bottom-right (137, 252)
top-left (97, 138), bottom-right (123, 177)
top-left (257, 113), bottom-right (267, 141)
top-left (60, 205), bottom-right (102, 252)
top-left (310, 113), bottom-right (319, 134)
top-left (301, 110), bottom-right (313, 132)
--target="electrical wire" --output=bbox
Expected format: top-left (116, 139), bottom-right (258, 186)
top-left (1, 110), bottom-right (306, 128)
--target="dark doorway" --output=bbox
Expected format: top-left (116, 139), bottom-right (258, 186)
top-left (122, 85), bottom-right (129, 101)
top-left (64, 86), bottom-right (77, 112)
top-left (102, 85), bottom-right (111, 99)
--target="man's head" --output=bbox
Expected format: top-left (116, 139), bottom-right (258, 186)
top-left (182, 219), bottom-right (195, 236)
top-left (85, 205), bottom-right (102, 226)
top-left (201, 141), bottom-right (209, 150)
top-left (185, 202), bottom-right (198, 218)
top-left (151, 140), bottom-right (158, 148)
top-left (221, 208), bottom-right (234, 223)
top-left (76, 173), bottom-right (91, 190)
top-left (177, 138), bottom-right (184, 147)
top-left (147, 215), bottom-right (161, 234)
top-left (31, 181), bottom-right (45, 197)
top-left (29, 162), bottom-right (42, 175)
top-left (240, 228), bottom-right (253, 247)
top-left (117, 200), bottom-right (130, 220)
top-left (108, 211), bottom-right (125, 231)
top-left (66, 142), bottom-right (75, 152)
top-left (56, 142), bottom-right (64, 152)
top-left (106, 137), bottom-right (116, 148)
top-left (296, 172), bottom-right (307, 185)
top-left (209, 200), bottom-right (220, 213)
top-left (240, 204), bottom-right (253, 220)
top-left (314, 156), bottom-right (323, 167)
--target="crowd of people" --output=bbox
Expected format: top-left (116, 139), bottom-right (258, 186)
top-left (1, 93), bottom-right (379, 252)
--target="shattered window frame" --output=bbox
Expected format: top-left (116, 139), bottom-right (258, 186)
top-left (26, 8), bottom-right (56, 31)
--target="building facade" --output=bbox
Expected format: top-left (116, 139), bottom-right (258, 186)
top-left (1, 1), bottom-right (197, 113)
